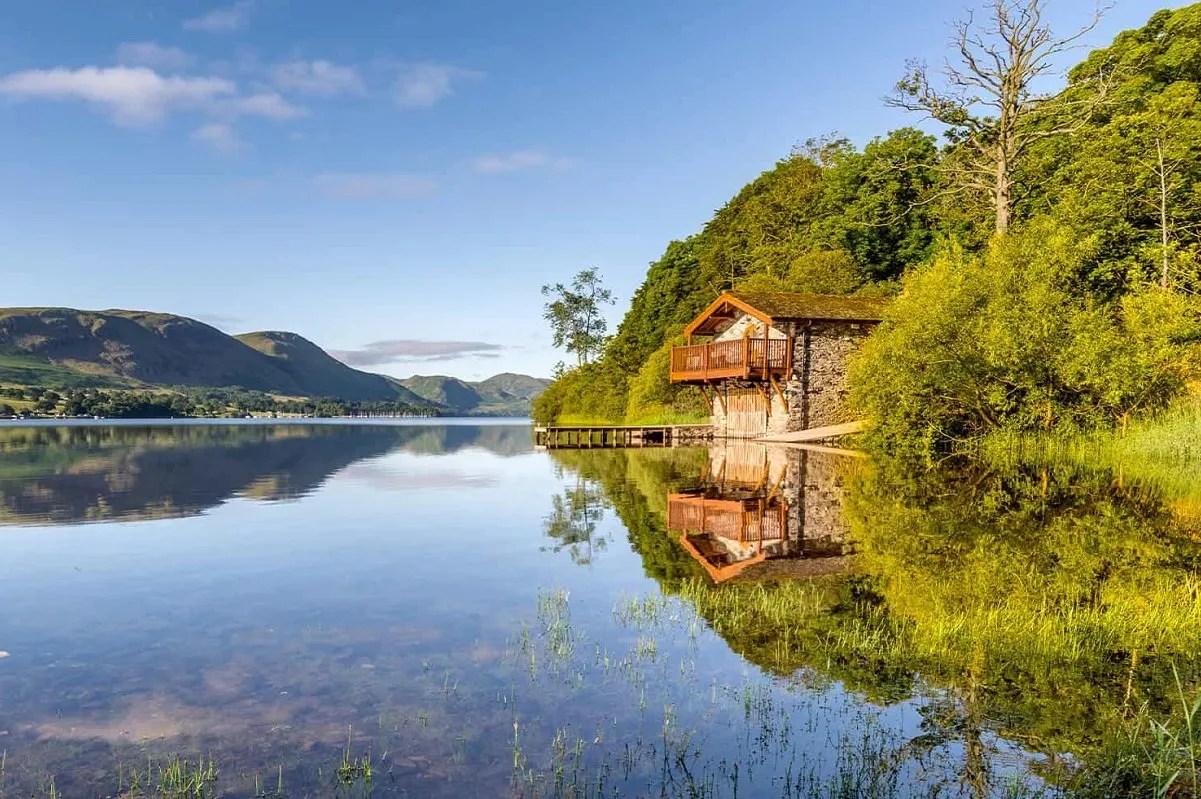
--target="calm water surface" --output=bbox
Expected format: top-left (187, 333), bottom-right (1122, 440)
top-left (0, 421), bottom-right (1198, 797)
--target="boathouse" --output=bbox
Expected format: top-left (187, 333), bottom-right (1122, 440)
top-left (669, 290), bottom-right (887, 439)
top-left (666, 442), bottom-right (853, 582)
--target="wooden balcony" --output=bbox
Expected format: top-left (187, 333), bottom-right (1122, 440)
top-left (669, 337), bottom-right (792, 383)
top-left (667, 494), bottom-right (788, 546)
top-left (667, 492), bottom-right (789, 582)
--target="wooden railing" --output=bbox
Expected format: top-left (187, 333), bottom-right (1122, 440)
top-left (667, 494), bottom-right (788, 546)
top-left (669, 337), bottom-right (792, 383)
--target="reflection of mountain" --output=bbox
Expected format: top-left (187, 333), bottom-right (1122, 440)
top-left (0, 423), bottom-right (532, 526)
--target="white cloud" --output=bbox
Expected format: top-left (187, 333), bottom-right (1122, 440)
top-left (115, 41), bottom-right (195, 72)
top-left (0, 66), bottom-right (234, 125)
top-left (272, 60), bottom-right (364, 96)
top-left (183, 2), bottom-right (252, 32)
top-left (314, 172), bottom-right (437, 199)
top-left (192, 122), bottom-right (242, 151)
top-left (471, 149), bottom-right (573, 174)
top-left (331, 339), bottom-right (506, 365)
top-left (0, 64), bottom-right (307, 129)
top-left (394, 63), bottom-right (480, 109)
top-left (226, 91), bottom-right (306, 120)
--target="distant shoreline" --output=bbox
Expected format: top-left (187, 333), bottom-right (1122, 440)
top-left (0, 416), bottom-right (534, 428)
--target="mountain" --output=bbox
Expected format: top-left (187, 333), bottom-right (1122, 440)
top-left (476, 373), bottom-right (550, 401)
top-left (235, 331), bottom-right (426, 404)
top-left (398, 373), bottom-right (551, 417)
top-left (0, 307), bottom-right (546, 415)
top-left (398, 375), bottom-right (483, 411)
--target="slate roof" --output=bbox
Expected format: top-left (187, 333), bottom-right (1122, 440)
top-left (726, 290), bottom-right (888, 322)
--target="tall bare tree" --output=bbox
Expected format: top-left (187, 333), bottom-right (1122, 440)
top-left (889, 0), bottom-right (1107, 235)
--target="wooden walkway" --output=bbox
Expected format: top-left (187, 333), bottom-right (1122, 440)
top-left (756, 421), bottom-right (866, 443)
top-left (534, 424), bottom-right (713, 449)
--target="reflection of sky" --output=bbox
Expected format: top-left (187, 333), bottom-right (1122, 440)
top-left (336, 454), bottom-right (500, 492)
top-left (0, 423), bottom-right (1039, 796)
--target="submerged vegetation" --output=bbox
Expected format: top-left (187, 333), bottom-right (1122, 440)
top-left (540, 441), bottom-right (1201, 798)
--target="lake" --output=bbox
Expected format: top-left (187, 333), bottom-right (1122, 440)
top-left (0, 420), bottom-right (1198, 798)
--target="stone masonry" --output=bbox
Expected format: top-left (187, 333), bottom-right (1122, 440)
top-left (706, 314), bottom-right (875, 437)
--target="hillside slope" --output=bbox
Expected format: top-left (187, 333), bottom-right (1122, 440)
top-left (0, 307), bottom-right (548, 415)
top-left (236, 331), bottom-right (425, 403)
top-left (0, 308), bottom-right (406, 401)
top-left (399, 373), bottom-right (550, 416)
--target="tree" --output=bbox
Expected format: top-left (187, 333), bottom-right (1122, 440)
top-left (541, 267), bottom-right (615, 366)
top-left (849, 218), bottom-right (1201, 454)
top-left (543, 477), bottom-right (608, 565)
top-left (889, 0), bottom-right (1106, 235)
top-left (815, 128), bottom-right (941, 280)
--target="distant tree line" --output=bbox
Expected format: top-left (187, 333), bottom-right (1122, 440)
top-left (0, 385), bottom-right (435, 420)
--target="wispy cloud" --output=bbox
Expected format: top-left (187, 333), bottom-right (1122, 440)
top-left (115, 41), bottom-right (195, 72)
top-left (471, 149), bottom-right (573, 174)
top-left (0, 65), bottom-right (305, 127)
top-left (191, 311), bottom-right (244, 328)
top-left (314, 172), bottom-right (436, 199)
top-left (0, 66), bottom-right (234, 125)
top-left (272, 60), bottom-right (364, 96)
top-left (340, 462), bottom-right (498, 491)
top-left (192, 122), bottom-right (242, 151)
top-left (330, 339), bottom-right (505, 366)
top-left (183, 2), bottom-right (253, 33)
top-left (393, 63), bottom-right (481, 109)
top-left (227, 91), bottom-right (305, 120)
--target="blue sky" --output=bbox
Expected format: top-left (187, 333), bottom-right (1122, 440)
top-left (0, 0), bottom-right (1173, 380)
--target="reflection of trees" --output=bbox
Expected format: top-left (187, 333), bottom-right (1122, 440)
top-left (546, 448), bottom-right (709, 580)
top-left (543, 475), bottom-right (608, 564)
top-left (551, 444), bottom-right (1201, 789)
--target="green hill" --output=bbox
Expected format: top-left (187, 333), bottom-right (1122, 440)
top-left (0, 307), bottom-right (546, 415)
top-left (398, 373), bottom-right (550, 416)
top-left (399, 375), bottom-right (483, 410)
top-left (235, 331), bottom-right (426, 404)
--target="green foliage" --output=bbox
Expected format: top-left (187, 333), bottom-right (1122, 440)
top-left (624, 333), bottom-right (707, 424)
top-left (850, 219), bottom-right (1201, 453)
top-left (1031, 5), bottom-right (1201, 292)
top-left (539, 130), bottom-right (941, 424)
top-left (531, 361), bottom-right (628, 425)
top-left (813, 128), bottom-right (940, 280)
top-left (541, 267), bottom-right (614, 366)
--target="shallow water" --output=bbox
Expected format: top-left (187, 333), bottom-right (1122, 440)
top-left (0, 421), bottom-right (1197, 797)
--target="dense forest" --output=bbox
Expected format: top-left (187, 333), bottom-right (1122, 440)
top-left (534, 3), bottom-right (1201, 451)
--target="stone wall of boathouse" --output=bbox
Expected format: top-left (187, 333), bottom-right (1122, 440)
top-left (784, 319), bottom-right (875, 432)
top-left (707, 317), bottom-right (876, 438)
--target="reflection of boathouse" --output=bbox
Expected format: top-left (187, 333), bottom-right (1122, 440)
top-left (667, 443), bottom-right (853, 581)
top-left (669, 291), bottom-right (886, 439)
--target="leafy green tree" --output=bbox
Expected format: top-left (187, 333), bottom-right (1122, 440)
top-left (815, 128), bottom-right (941, 279)
top-left (542, 267), bottom-right (615, 366)
top-left (698, 154), bottom-right (825, 286)
top-left (850, 218), bottom-right (1201, 453)
top-left (624, 333), bottom-right (707, 423)
top-left (1028, 7), bottom-right (1201, 291)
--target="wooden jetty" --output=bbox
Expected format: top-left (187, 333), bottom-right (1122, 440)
top-left (534, 424), bottom-right (712, 449)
